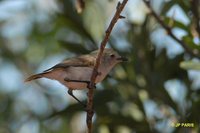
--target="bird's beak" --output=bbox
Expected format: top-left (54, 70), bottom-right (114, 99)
top-left (117, 56), bottom-right (128, 62)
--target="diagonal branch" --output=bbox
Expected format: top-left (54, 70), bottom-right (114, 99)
top-left (143, 0), bottom-right (200, 58)
top-left (86, 0), bottom-right (129, 133)
top-left (75, 0), bottom-right (85, 13)
top-left (190, 0), bottom-right (200, 37)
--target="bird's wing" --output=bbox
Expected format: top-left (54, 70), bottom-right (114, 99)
top-left (43, 55), bottom-right (96, 72)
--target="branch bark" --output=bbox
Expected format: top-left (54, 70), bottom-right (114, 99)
top-left (143, 0), bottom-right (200, 58)
top-left (86, 0), bottom-right (129, 133)
top-left (190, 0), bottom-right (200, 37)
top-left (75, 0), bottom-right (85, 13)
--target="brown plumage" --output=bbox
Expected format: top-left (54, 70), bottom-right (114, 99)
top-left (25, 72), bottom-right (49, 82)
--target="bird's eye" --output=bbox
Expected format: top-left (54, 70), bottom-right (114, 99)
top-left (110, 54), bottom-right (115, 58)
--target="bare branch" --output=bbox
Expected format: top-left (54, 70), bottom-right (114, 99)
top-left (143, 0), bottom-right (200, 58)
top-left (86, 0), bottom-right (129, 133)
top-left (190, 0), bottom-right (200, 37)
top-left (75, 0), bottom-right (85, 13)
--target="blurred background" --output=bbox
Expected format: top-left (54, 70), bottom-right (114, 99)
top-left (0, 0), bottom-right (200, 133)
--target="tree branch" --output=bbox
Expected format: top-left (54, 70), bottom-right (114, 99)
top-left (143, 0), bottom-right (200, 58)
top-left (190, 0), bottom-right (200, 37)
top-left (75, 0), bottom-right (85, 13)
top-left (86, 0), bottom-right (129, 133)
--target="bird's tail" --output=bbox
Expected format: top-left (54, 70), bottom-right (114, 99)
top-left (24, 73), bottom-right (46, 82)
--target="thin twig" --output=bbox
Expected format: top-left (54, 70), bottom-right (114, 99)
top-left (86, 0), bottom-right (129, 133)
top-left (143, 0), bottom-right (200, 58)
top-left (75, 0), bottom-right (85, 13)
top-left (190, 0), bottom-right (200, 37)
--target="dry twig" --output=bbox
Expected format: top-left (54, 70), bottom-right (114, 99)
top-left (190, 0), bottom-right (200, 37)
top-left (86, 0), bottom-right (129, 133)
top-left (75, 0), bottom-right (85, 13)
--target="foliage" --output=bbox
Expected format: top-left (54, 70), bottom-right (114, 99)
top-left (0, 0), bottom-right (200, 133)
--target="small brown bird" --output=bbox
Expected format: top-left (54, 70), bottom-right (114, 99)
top-left (25, 48), bottom-right (127, 105)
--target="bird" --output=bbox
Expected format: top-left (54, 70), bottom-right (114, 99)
top-left (25, 48), bottom-right (128, 106)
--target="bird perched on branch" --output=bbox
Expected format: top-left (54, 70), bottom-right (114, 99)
top-left (25, 48), bottom-right (128, 105)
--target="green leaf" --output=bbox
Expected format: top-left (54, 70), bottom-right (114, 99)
top-left (180, 61), bottom-right (200, 70)
top-left (182, 36), bottom-right (200, 50)
top-left (163, 17), bottom-right (189, 31)
top-left (161, 0), bottom-right (190, 18)
top-left (161, 1), bottom-right (175, 15)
